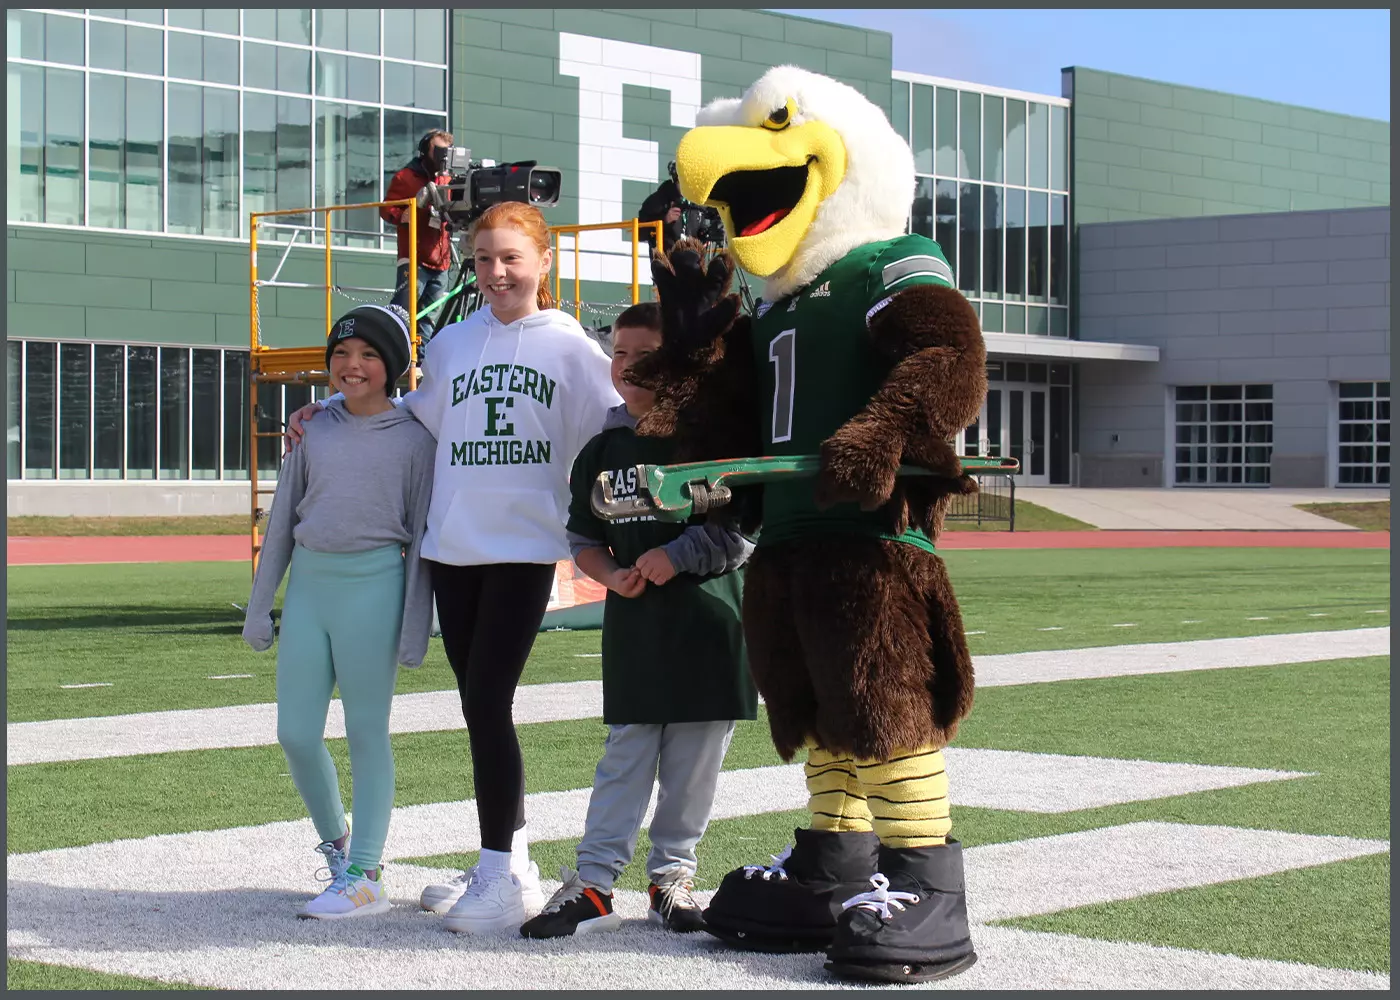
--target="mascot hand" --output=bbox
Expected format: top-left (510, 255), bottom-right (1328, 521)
top-left (814, 417), bottom-right (903, 512)
top-left (628, 239), bottom-right (739, 390)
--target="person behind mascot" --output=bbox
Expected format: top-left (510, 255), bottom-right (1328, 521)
top-left (624, 66), bottom-right (988, 984)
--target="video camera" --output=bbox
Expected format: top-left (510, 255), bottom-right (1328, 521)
top-left (667, 161), bottom-right (725, 246)
top-left (429, 146), bottom-right (562, 229)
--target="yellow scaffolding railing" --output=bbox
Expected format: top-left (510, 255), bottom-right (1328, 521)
top-left (551, 220), bottom-right (663, 320)
top-left (247, 209), bottom-right (661, 576)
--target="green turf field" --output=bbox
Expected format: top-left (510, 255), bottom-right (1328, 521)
top-left (6, 549), bottom-right (1390, 989)
top-left (6, 548), bottom-right (1388, 722)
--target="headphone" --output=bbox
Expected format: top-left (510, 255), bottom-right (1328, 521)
top-left (418, 129), bottom-right (449, 157)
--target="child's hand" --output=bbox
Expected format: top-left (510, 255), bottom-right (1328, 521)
top-left (608, 566), bottom-right (647, 598)
top-left (635, 548), bottom-right (677, 585)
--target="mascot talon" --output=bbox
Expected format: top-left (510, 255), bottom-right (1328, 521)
top-left (637, 65), bottom-right (988, 984)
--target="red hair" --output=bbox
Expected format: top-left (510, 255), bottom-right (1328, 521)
top-left (470, 202), bottom-right (555, 311)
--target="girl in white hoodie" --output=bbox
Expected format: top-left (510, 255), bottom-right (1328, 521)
top-left (287, 203), bottom-right (621, 934)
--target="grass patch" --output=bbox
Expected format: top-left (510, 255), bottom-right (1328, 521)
top-left (12, 657), bottom-right (1388, 855)
top-left (7, 549), bottom-right (1388, 723)
top-left (1004, 853), bottom-right (1390, 973)
top-left (1298, 501), bottom-right (1390, 532)
top-left (8, 515), bottom-right (250, 537)
top-left (6, 958), bottom-right (209, 990)
top-left (945, 498), bottom-right (1095, 532)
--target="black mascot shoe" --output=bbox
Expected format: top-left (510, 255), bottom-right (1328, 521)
top-left (824, 840), bottom-right (978, 984)
top-left (702, 828), bottom-right (880, 953)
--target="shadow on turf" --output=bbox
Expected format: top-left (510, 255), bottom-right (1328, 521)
top-left (9, 607), bottom-right (271, 633)
top-left (6, 880), bottom-right (844, 985)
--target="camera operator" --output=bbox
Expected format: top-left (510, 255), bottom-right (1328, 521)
top-left (637, 174), bottom-right (684, 254)
top-left (382, 129), bottom-right (454, 342)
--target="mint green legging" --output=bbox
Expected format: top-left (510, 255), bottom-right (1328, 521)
top-left (276, 543), bottom-right (403, 870)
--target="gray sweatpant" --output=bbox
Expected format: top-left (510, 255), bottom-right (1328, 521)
top-left (576, 721), bottom-right (737, 891)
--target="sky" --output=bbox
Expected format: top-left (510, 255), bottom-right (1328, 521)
top-left (769, 9), bottom-right (1391, 122)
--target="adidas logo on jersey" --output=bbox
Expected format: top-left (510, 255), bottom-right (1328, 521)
top-left (808, 281), bottom-right (832, 298)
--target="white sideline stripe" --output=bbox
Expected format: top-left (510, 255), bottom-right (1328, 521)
top-left (7, 821), bottom-right (1387, 991)
top-left (58, 683), bottom-right (112, 689)
top-left (8, 628), bottom-right (1390, 766)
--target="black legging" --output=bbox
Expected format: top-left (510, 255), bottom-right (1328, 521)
top-left (429, 560), bottom-right (557, 852)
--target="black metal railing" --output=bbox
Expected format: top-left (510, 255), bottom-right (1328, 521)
top-left (947, 472), bottom-right (1016, 531)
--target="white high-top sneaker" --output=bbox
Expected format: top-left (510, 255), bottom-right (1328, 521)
top-left (442, 865), bottom-right (528, 934)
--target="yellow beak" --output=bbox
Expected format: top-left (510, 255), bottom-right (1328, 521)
top-left (674, 121), bottom-right (848, 278)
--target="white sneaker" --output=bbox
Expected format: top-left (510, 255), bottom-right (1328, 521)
top-left (442, 865), bottom-right (529, 934)
top-left (300, 865), bottom-right (390, 920)
top-left (421, 860), bottom-right (545, 915)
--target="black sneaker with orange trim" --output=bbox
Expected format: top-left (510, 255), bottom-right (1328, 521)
top-left (519, 867), bottom-right (622, 939)
top-left (648, 863), bottom-right (706, 933)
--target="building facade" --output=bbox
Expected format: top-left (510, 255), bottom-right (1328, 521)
top-left (6, 9), bottom-right (1390, 514)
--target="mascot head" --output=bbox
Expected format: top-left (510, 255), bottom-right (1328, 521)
top-left (675, 66), bottom-right (916, 301)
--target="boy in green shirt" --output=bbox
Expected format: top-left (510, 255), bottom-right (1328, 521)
top-left (520, 302), bottom-right (758, 939)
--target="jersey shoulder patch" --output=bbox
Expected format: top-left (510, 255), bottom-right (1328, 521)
top-left (866, 235), bottom-right (957, 323)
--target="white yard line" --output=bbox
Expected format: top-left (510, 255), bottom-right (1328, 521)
top-left (9, 628), bottom-right (1389, 767)
top-left (7, 817), bottom-right (1386, 992)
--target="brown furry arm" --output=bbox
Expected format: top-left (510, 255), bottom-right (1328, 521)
top-left (815, 284), bottom-right (987, 512)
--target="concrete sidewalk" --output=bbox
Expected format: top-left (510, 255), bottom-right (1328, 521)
top-left (1018, 487), bottom-right (1390, 531)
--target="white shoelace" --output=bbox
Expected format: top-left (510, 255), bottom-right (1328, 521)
top-left (461, 864), bottom-right (511, 901)
top-left (541, 867), bottom-right (589, 914)
top-left (313, 841), bottom-right (350, 886)
top-left (841, 873), bottom-right (920, 921)
top-left (651, 863), bottom-right (699, 916)
top-left (742, 844), bottom-right (793, 881)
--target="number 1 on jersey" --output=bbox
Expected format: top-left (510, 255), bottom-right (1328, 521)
top-left (769, 329), bottom-right (796, 443)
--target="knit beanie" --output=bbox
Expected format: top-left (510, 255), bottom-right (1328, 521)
top-left (325, 304), bottom-right (413, 393)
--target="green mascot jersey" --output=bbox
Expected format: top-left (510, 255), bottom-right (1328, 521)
top-left (750, 233), bottom-right (957, 553)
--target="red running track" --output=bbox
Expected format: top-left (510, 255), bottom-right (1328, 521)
top-left (6, 530), bottom-right (1390, 566)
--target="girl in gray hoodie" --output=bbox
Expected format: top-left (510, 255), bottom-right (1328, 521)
top-left (243, 304), bottom-right (435, 921)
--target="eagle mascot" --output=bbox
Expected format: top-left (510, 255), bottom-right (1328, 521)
top-left (626, 66), bottom-right (987, 984)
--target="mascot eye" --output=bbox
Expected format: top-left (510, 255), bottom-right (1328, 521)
top-left (762, 99), bottom-right (797, 131)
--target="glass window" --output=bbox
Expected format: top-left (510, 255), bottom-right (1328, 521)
top-left (316, 102), bottom-right (381, 247)
top-left (910, 84), bottom-right (933, 175)
top-left (384, 61), bottom-right (445, 111)
top-left (316, 53), bottom-right (380, 103)
top-left (89, 21), bottom-right (164, 74)
top-left (1051, 105), bottom-right (1068, 191)
top-left (256, 383), bottom-right (286, 479)
top-left (1005, 99), bottom-right (1026, 187)
top-left (168, 84), bottom-right (240, 237)
top-left (93, 344), bottom-right (124, 478)
top-left (8, 10), bottom-right (85, 65)
top-left (44, 67), bottom-right (85, 226)
top-left (982, 185), bottom-right (1002, 299)
top-left (192, 349), bottom-right (221, 479)
top-left (24, 341), bottom-right (56, 479)
top-left (159, 346), bottom-right (189, 479)
top-left (981, 302), bottom-right (1003, 333)
top-left (168, 31), bottom-right (239, 86)
top-left (935, 87), bottom-right (957, 177)
top-left (319, 7), bottom-right (379, 54)
top-left (244, 93), bottom-right (313, 216)
top-left (1028, 102), bottom-right (1049, 189)
top-left (385, 9), bottom-right (444, 63)
top-left (280, 47), bottom-right (313, 94)
top-left (7, 341), bottom-right (21, 479)
top-left (1175, 384), bottom-right (1272, 486)
top-left (1338, 382), bottom-right (1391, 486)
top-left (223, 350), bottom-right (250, 479)
top-left (245, 42), bottom-right (311, 94)
top-left (934, 179), bottom-right (957, 278)
top-left (8, 64), bottom-right (42, 223)
top-left (59, 342), bottom-right (90, 479)
top-left (959, 91), bottom-right (980, 180)
top-left (1027, 305), bottom-right (1048, 336)
top-left (1027, 191), bottom-right (1048, 302)
top-left (958, 183), bottom-right (979, 296)
top-left (126, 345), bottom-right (156, 479)
top-left (983, 96), bottom-right (1003, 184)
top-left (1050, 307), bottom-right (1068, 337)
top-left (1004, 302), bottom-right (1025, 334)
top-left (167, 10), bottom-right (241, 34)
top-left (89, 74), bottom-right (163, 232)
top-left (246, 8), bottom-right (312, 45)
top-left (1004, 187), bottom-right (1025, 300)
top-left (91, 9), bottom-right (164, 25)
top-left (1050, 194), bottom-right (1068, 306)
top-left (317, 8), bottom-right (349, 50)
top-left (890, 80), bottom-right (910, 143)
top-left (910, 176), bottom-right (933, 238)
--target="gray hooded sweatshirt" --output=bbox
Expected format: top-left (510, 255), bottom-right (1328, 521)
top-left (242, 400), bottom-right (437, 667)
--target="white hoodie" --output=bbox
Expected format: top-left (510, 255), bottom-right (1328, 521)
top-left (404, 306), bottom-right (621, 566)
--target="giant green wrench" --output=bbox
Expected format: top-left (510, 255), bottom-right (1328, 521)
top-left (590, 455), bottom-right (1020, 522)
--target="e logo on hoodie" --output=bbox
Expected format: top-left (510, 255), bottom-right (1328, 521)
top-left (484, 396), bottom-right (515, 437)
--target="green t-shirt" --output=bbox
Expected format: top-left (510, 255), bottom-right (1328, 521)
top-left (567, 424), bottom-right (758, 726)
top-left (750, 234), bottom-right (957, 553)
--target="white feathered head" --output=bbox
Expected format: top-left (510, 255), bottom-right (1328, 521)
top-left (675, 65), bottom-right (916, 300)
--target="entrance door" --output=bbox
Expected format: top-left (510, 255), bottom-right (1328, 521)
top-left (958, 383), bottom-right (1050, 486)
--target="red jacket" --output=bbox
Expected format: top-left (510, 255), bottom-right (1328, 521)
top-left (381, 160), bottom-right (453, 272)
